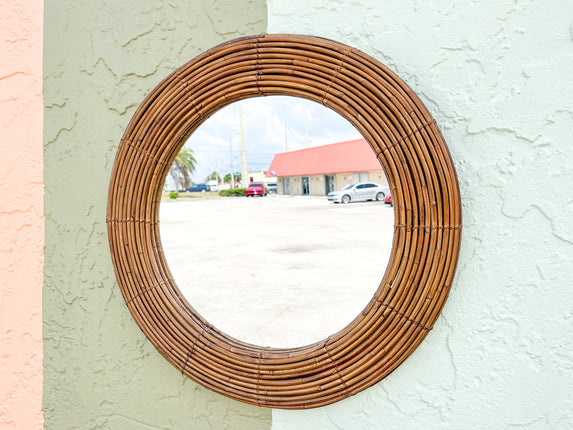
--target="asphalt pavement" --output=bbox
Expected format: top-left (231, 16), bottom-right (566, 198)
top-left (159, 194), bottom-right (394, 348)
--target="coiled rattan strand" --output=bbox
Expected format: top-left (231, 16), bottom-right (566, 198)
top-left (107, 34), bottom-right (462, 409)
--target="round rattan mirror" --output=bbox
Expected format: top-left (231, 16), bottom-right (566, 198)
top-left (107, 34), bottom-right (462, 409)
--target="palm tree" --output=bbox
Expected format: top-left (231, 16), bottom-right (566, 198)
top-left (169, 147), bottom-right (197, 190)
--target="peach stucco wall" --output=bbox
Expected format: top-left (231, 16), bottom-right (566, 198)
top-left (0, 0), bottom-right (44, 428)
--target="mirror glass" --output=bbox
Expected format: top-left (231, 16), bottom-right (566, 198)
top-left (159, 96), bottom-right (394, 348)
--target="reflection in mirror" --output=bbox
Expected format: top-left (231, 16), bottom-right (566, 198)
top-left (159, 96), bottom-right (394, 348)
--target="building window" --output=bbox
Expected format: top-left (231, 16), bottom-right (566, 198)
top-left (353, 172), bottom-right (368, 183)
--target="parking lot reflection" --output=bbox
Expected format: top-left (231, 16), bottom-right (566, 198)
top-left (159, 194), bottom-right (394, 348)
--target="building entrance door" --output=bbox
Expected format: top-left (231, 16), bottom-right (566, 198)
top-left (325, 175), bottom-right (335, 195)
top-left (301, 176), bottom-right (310, 195)
top-left (282, 178), bottom-right (290, 195)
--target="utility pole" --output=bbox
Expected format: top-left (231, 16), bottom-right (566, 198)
top-left (229, 138), bottom-right (235, 188)
top-left (239, 102), bottom-right (248, 188)
top-left (284, 122), bottom-right (288, 152)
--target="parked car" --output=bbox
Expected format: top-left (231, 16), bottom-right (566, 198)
top-left (187, 183), bottom-right (210, 192)
top-left (384, 191), bottom-right (392, 206)
top-left (327, 182), bottom-right (389, 204)
top-left (266, 183), bottom-right (278, 194)
top-left (245, 182), bottom-right (268, 197)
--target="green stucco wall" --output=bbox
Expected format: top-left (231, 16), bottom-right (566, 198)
top-left (269, 1), bottom-right (573, 429)
top-left (43, 1), bottom-right (270, 428)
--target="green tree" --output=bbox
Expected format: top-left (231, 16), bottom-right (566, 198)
top-left (224, 172), bottom-right (241, 185)
top-left (206, 170), bottom-right (220, 183)
top-left (169, 147), bottom-right (196, 190)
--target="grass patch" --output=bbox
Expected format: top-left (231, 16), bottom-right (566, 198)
top-left (161, 191), bottom-right (223, 202)
top-left (219, 188), bottom-right (246, 197)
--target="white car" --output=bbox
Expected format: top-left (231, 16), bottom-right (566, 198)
top-left (327, 182), bottom-right (389, 204)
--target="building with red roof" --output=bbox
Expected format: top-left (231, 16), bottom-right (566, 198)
top-left (266, 138), bottom-right (388, 196)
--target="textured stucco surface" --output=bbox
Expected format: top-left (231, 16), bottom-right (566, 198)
top-left (43, 1), bottom-right (270, 429)
top-left (0, 1), bottom-right (44, 429)
top-left (269, 1), bottom-right (573, 428)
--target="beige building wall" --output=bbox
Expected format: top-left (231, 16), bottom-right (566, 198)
top-left (247, 170), bottom-right (268, 183)
top-left (278, 171), bottom-right (386, 196)
top-left (334, 173), bottom-right (352, 190)
top-left (310, 175), bottom-right (324, 196)
top-left (290, 176), bottom-right (301, 195)
top-left (368, 171), bottom-right (389, 186)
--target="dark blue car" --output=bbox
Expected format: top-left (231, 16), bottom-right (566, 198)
top-left (187, 184), bottom-right (210, 192)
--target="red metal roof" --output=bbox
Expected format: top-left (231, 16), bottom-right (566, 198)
top-left (266, 138), bottom-right (382, 177)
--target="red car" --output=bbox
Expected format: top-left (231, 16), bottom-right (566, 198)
top-left (245, 182), bottom-right (268, 197)
top-left (384, 191), bottom-right (392, 206)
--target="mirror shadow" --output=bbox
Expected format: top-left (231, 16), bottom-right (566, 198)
top-left (159, 96), bottom-right (394, 348)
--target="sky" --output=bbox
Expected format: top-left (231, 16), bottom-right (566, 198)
top-left (182, 95), bottom-right (363, 182)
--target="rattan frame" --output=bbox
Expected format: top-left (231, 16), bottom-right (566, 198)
top-left (107, 34), bottom-right (462, 409)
